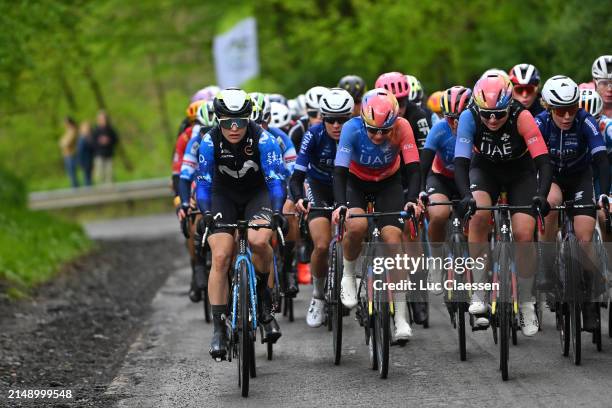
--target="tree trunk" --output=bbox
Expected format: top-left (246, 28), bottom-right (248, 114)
top-left (148, 52), bottom-right (173, 147)
top-left (83, 64), bottom-right (107, 110)
top-left (58, 68), bottom-right (78, 112)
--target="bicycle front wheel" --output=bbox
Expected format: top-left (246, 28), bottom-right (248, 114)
top-left (332, 241), bottom-right (344, 365)
top-left (238, 261), bottom-right (251, 397)
top-left (497, 244), bottom-right (512, 381)
top-left (375, 292), bottom-right (390, 379)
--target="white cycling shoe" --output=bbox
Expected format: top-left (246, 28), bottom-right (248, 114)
top-left (519, 301), bottom-right (539, 337)
top-left (428, 264), bottom-right (444, 296)
top-left (306, 297), bottom-right (326, 328)
top-left (340, 276), bottom-right (358, 308)
top-left (468, 298), bottom-right (490, 327)
top-left (393, 296), bottom-right (412, 340)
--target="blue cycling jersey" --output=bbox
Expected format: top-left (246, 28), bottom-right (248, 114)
top-left (294, 123), bottom-right (337, 185)
top-left (599, 115), bottom-right (612, 155)
top-left (180, 132), bottom-right (202, 182)
top-left (268, 126), bottom-right (297, 177)
top-left (423, 120), bottom-right (455, 177)
top-left (196, 124), bottom-right (286, 213)
top-left (535, 109), bottom-right (605, 175)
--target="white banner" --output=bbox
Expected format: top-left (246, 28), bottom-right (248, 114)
top-left (213, 17), bottom-right (260, 89)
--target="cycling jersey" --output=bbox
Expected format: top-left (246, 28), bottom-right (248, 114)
top-left (403, 102), bottom-right (431, 150)
top-left (455, 101), bottom-right (548, 163)
top-left (335, 117), bottom-right (420, 182)
top-left (430, 112), bottom-right (441, 126)
top-left (196, 122), bottom-right (286, 213)
top-left (294, 123), bottom-right (337, 185)
top-left (534, 109), bottom-right (605, 175)
top-left (268, 126), bottom-right (297, 177)
top-left (177, 125), bottom-right (212, 205)
top-left (527, 98), bottom-right (544, 117)
top-left (289, 116), bottom-right (310, 152)
top-left (423, 120), bottom-right (456, 178)
top-left (172, 126), bottom-right (193, 176)
top-left (599, 115), bottom-right (612, 155)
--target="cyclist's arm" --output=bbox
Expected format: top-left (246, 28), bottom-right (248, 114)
top-left (259, 131), bottom-right (287, 213)
top-left (454, 110), bottom-right (475, 197)
top-left (398, 119), bottom-right (421, 202)
top-left (517, 110), bottom-right (552, 197)
top-left (583, 115), bottom-right (610, 196)
top-left (289, 122), bottom-right (305, 152)
top-left (179, 135), bottom-right (200, 206)
top-left (195, 134), bottom-right (215, 213)
top-left (279, 130), bottom-right (297, 175)
top-left (420, 121), bottom-right (444, 191)
top-left (290, 129), bottom-right (315, 201)
top-left (333, 124), bottom-right (354, 207)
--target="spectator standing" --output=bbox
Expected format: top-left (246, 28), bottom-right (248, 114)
top-left (77, 121), bottom-right (94, 186)
top-left (59, 116), bottom-right (79, 188)
top-left (92, 111), bottom-right (119, 184)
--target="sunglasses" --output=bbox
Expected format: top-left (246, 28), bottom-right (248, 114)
top-left (596, 79), bottom-right (612, 89)
top-left (551, 104), bottom-right (579, 117)
top-left (479, 108), bottom-right (509, 120)
top-left (219, 117), bottom-right (249, 129)
top-left (307, 110), bottom-right (320, 118)
top-left (323, 115), bottom-right (351, 125)
top-left (514, 85), bottom-right (536, 96)
top-left (365, 124), bottom-right (393, 135)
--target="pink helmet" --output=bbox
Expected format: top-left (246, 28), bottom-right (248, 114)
top-left (578, 82), bottom-right (596, 90)
top-left (375, 72), bottom-right (410, 99)
top-left (441, 86), bottom-right (472, 118)
top-left (190, 85), bottom-right (220, 103)
top-left (472, 74), bottom-right (513, 110)
top-left (360, 88), bottom-right (399, 128)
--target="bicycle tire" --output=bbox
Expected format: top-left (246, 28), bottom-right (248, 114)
top-left (332, 242), bottom-right (344, 365)
top-left (375, 296), bottom-right (390, 379)
top-left (498, 244), bottom-right (511, 381)
top-left (567, 235), bottom-right (582, 365)
top-left (203, 289), bottom-right (211, 323)
top-left (267, 340), bottom-right (273, 361)
top-left (288, 297), bottom-right (294, 322)
top-left (593, 305), bottom-right (602, 352)
top-left (239, 261), bottom-right (250, 397)
top-left (511, 319), bottom-right (518, 346)
top-left (570, 301), bottom-right (581, 365)
top-left (559, 304), bottom-right (570, 356)
top-left (458, 302), bottom-right (467, 361)
top-left (609, 299), bottom-right (611, 338)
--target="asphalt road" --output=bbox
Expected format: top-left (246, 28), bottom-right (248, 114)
top-left (85, 214), bottom-right (612, 407)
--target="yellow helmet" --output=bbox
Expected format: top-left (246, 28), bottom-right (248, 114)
top-left (186, 100), bottom-right (205, 122)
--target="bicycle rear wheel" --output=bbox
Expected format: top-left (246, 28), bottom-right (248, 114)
top-left (559, 304), bottom-right (570, 357)
top-left (570, 301), bottom-right (581, 365)
top-left (593, 304), bottom-right (602, 352)
top-left (375, 296), bottom-right (390, 379)
top-left (332, 241), bottom-right (344, 365)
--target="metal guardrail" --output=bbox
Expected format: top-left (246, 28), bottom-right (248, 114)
top-left (28, 178), bottom-right (172, 210)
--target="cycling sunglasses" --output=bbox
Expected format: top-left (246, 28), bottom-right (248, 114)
top-left (365, 124), bottom-right (393, 135)
top-left (479, 108), bottom-right (509, 120)
top-left (551, 104), bottom-right (579, 117)
top-left (307, 110), bottom-right (320, 118)
top-left (219, 117), bottom-right (249, 129)
top-left (513, 85), bottom-right (537, 96)
top-left (596, 79), bottom-right (612, 89)
top-left (323, 115), bottom-right (351, 125)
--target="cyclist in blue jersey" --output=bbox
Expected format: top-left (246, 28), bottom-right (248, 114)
top-left (419, 86), bottom-right (472, 294)
top-left (333, 88), bottom-right (421, 340)
top-left (251, 93), bottom-right (300, 295)
top-left (592, 55), bottom-right (612, 119)
top-left (509, 64), bottom-right (544, 117)
top-left (196, 88), bottom-right (287, 360)
top-left (290, 88), bottom-right (354, 327)
top-left (535, 76), bottom-right (610, 331)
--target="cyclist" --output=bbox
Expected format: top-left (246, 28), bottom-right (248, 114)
top-left (427, 91), bottom-right (444, 123)
top-left (270, 101), bottom-right (293, 134)
top-left (196, 88), bottom-right (287, 360)
top-left (338, 75), bottom-right (367, 117)
top-left (419, 86), bottom-right (472, 294)
top-left (177, 85), bottom-right (219, 137)
top-left (509, 63), bottom-right (544, 117)
top-left (592, 55), bottom-right (612, 118)
top-left (403, 74), bottom-right (432, 149)
top-left (535, 76), bottom-right (610, 331)
top-left (252, 94), bottom-right (300, 295)
top-left (172, 100), bottom-right (204, 202)
top-left (333, 88), bottom-right (421, 340)
top-left (454, 73), bottom-right (552, 335)
top-left (580, 90), bottom-right (612, 195)
top-left (289, 86), bottom-right (327, 150)
top-left (290, 88), bottom-right (354, 327)
top-left (176, 101), bottom-right (218, 302)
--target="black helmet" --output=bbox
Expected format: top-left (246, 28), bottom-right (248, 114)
top-left (213, 88), bottom-right (253, 118)
top-left (337, 75), bottom-right (367, 103)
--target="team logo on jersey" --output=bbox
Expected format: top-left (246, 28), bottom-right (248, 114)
top-left (244, 145), bottom-right (253, 155)
top-left (218, 160), bottom-right (259, 178)
top-left (574, 190), bottom-right (584, 201)
top-left (501, 133), bottom-right (510, 142)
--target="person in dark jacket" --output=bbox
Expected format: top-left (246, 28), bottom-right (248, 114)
top-left (92, 111), bottom-right (119, 184)
top-left (77, 121), bottom-right (95, 186)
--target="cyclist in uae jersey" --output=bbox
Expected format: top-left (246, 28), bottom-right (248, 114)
top-left (332, 88), bottom-right (421, 340)
top-left (454, 73), bottom-right (551, 336)
top-left (419, 86), bottom-right (472, 295)
top-left (290, 88), bottom-right (354, 328)
top-left (536, 76), bottom-right (610, 331)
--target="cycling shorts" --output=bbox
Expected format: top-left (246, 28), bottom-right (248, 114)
top-left (469, 154), bottom-right (537, 216)
top-left (305, 178), bottom-right (334, 221)
top-left (347, 171), bottom-right (405, 230)
top-left (210, 186), bottom-right (272, 235)
top-left (552, 168), bottom-right (596, 218)
top-left (426, 172), bottom-right (460, 200)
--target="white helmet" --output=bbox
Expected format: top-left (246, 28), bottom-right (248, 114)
top-left (270, 102), bottom-right (291, 129)
top-left (319, 88), bottom-right (354, 116)
top-left (541, 75), bottom-right (579, 108)
top-left (196, 100), bottom-right (217, 127)
top-left (305, 86), bottom-right (328, 111)
top-left (287, 99), bottom-right (300, 118)
top-left (592, 55), bottom-right (612, 80)
top-left (295, 94), bottom-right (307, 115)
top-left (405, 74), bottom-right (422, 102)
top-left (579, 89), bottom-right (603, 119)
top-left (481, 68), bottom-right (510, 81)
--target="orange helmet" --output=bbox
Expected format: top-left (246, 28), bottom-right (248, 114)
top-left (427, 91), bottom-right (444, 114)
top-left (186, 100), bottom-right (205, 122)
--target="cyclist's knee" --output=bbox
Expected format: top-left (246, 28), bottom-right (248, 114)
top-left (346, 217), bottom-right (367, 237)
top-left (211, 251), bottom-right (231, 273)
top-left (513, 227), bottom-right (533, 242)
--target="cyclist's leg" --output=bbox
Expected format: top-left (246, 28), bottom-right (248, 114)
top-left (283, 198), bottom-right (299, 295)
top-left (539, 182), bottom-right (563, 290)
top-left (307, 217), bottom-right (332, 327)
